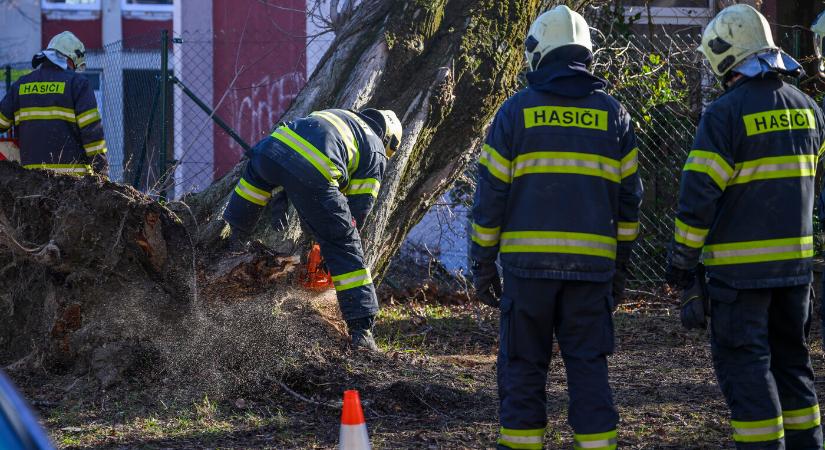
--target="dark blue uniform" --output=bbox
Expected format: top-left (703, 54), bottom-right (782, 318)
top-left (471, 47), bottom-right (642, 450)
top-left (671, 73), bottom-right (825, 449)
top-left (224, 109), bottom-right (386, 321)
top-left (0, 60), bottom-right (107, 176)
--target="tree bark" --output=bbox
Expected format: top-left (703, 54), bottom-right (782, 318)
top-left (0, 0), bottom-right (540, 378)
top-left (185, 0), bottom-right (541, 276)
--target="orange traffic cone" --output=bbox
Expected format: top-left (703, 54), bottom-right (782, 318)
top-left (339, 390), bottom-right (371, 450)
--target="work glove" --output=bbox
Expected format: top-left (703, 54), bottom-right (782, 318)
top-left (665, 262), bottom-right (696, 290)
top-left (612, 263), bottom-right (629, 308)
top-left (680, 276), bottom-right (709, 330)
top-left (472, 260), bottom-right (502, 308)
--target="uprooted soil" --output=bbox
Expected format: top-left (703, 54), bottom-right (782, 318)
top-left (10, 247), bottom-right (825, 449)
top-left (18, 285), bottom-right (825, 449)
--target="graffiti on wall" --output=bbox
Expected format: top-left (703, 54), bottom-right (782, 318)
top-left (226, 71), bottom-right (306, 159)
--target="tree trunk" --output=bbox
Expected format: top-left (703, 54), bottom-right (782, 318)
top-left (0, 0), bottom-right (540, 382)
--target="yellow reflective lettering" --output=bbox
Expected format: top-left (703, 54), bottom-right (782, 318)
top-left (523, 106), bottom-right (608, 131)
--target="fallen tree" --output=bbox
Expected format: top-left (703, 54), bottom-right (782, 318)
top-left (0, 0), bottom-right (542, 385)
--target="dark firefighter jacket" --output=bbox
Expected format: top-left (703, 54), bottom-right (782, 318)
top-left (671, 73), bottom-right (825, 289)
top-left (258, 108), bottom-right (387, 227)
top-left (469, 47), bottom-right (644, 282)
top-left (0, 60), bottom-right (107, 176)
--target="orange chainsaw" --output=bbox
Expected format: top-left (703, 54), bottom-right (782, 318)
top-left (298, 243), bottom-right (334, 291)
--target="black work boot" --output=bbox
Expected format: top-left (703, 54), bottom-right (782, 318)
top-left (226, 227), bottom-right (251, 253)
top-left (346, 316), bottom-right (378, 351)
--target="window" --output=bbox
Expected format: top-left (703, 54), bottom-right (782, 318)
top-left (41, 0), bottom-right (101, 11)
top-left (623, 0), bottom-right (712, 25)
top-left (121, 0), bottom-right (173, 19)
top-left (41, 0), bottom-right (101, 19)
top-left (625, 0), bottom-right (709, 7)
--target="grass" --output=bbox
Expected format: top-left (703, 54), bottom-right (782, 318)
top-left (18, 293), bottom-right (825, 449)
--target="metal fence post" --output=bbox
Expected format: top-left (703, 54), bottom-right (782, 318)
top-left (792, 27), bottom-right (801, 87)
top-left (159, 29), bottom-right (170, 199)
top-left (4, 65), bottom-right (10, 138)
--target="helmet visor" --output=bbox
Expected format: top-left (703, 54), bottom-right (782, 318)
top-left (386, 135), bottom-right (400, 154)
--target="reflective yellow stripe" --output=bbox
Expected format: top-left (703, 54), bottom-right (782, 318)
top-left (311, 110), bottom-right (360, 175)
top-left (479, 144), bottom-right (511, 183)
top-left (731, 417), bottom-right (784, 443)
top-left (674, 218), bottom-right (708, 249)
top-left (523, 106), bottom-right (608, 131)
top-left (83, 139), bottom-right (107, 156)
top-left (513, 151), bottom-right (621, 183)
top-left (500, 230), bottom-right (616, 259)
top-left (783, 404), bottom-right (821, 431)
top-left (471, 222), bottom-right (500, 247)
top-left (703, 236), bottom-right (813, 266)
top-left (338, 109), bottom-right (376, 137)
top-left (18, 81), bottom-right (65, 95)
top-left (76, 108), bottom-right (100, 128)
top-left (346, 178), bottom-right (380, 197)
top-left (620, 147), bottom-right (638, 179)
top-left (818, 140), bottom-right (825, 161)
top-left (617, 221), bottom-right (639, 241)
top-left (332, 268), bottom-right (372, 291)
top-left (23, 163), bottom-right (92, 176)
top-left (743, 109), bottom-right (815, 136)
top-left (683, 150), bottom-right (733, 190)
top-left (271, 126), bottom-right (341, 185)
top-left (574, 429), bottom-right (618, 450)
top-left (498, 427), bottom-right (544, 450)
top-left (234, 178), bottom-right (271, 206)
top-left (15, 106), bottom-right (76, 124)
top-left (728, 154), bottom-right (815, 185)
top-left (0, 111), bottom-right (11, 129)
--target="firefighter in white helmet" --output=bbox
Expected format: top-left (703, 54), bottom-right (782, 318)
top-left (223, 108), bottom-right (401, 351)
top-left (667, 4), bottom-right (825, 448)
top-left (0, 31), bottom-right (108, 176)
top-left (470, 5), bottom-right (642, 448)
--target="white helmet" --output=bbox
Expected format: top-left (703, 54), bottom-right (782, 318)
top-left (47, 31), bottom-right (86, 71)
top-left (360, 109), bottom-right (402, 156)
top-left (698, 4), bottom-right (777, 77)
top-left (812, 10), bottom-right (825, 73)
top-left (524, 5), bottom-right (592, 72)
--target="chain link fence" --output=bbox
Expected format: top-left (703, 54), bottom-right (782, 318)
top-left (2, 28), bottom-right (332, 198)
top-left (592, 31), bottom-right (716, 283)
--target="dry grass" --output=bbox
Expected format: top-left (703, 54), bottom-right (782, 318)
top-left (13, 289), bottom-right (825, 449)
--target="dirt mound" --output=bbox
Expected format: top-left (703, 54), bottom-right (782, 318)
top-left (0, 161), bottom-right (313, 392)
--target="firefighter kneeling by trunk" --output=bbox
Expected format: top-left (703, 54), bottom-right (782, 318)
top-left (222, 108), bottom-right (402, 352)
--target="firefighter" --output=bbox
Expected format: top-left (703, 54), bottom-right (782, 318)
top-left (0, 31), bottom-right (107, 177)
top-left (667, 4), bottom-right (825, 449)
top-left (222, 108), bottom-right (401, 351)
top-left (811, 10), bottom-right (825, 353)
top-left (470, 6), bottom-right (643, 448)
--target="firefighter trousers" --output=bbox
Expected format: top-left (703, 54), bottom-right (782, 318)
top-left (497, 270), bottom-right (618, 450)
top-left (708, 281), bottom-right (822, 450)
top-left (223, 137), bottom-right (379, 321)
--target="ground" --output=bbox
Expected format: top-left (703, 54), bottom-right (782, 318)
top-left (10, 282), bottom-right (825, 449)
